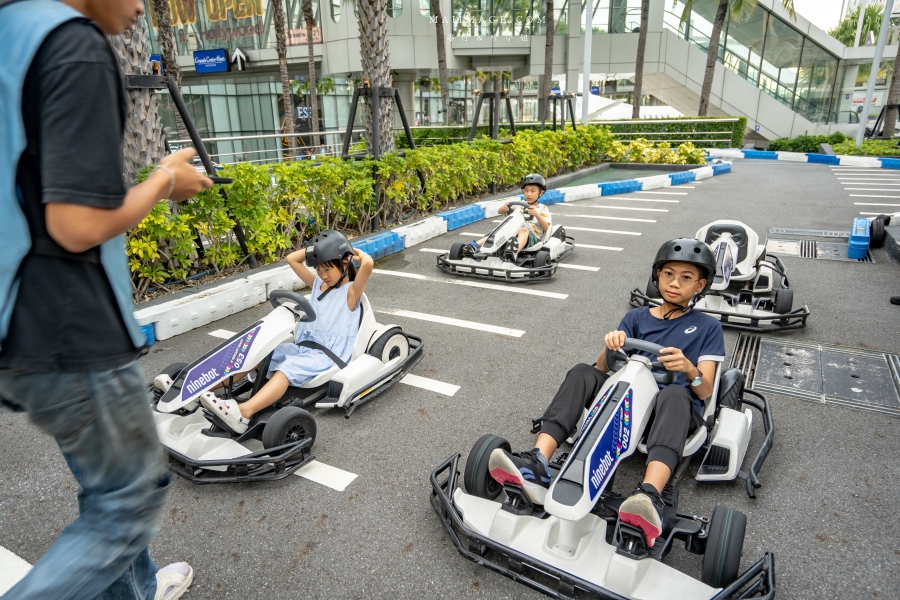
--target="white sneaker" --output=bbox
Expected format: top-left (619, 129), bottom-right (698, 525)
top-left (154, 562), bottom-right (193, 600)
top-left (199, 393), bottom-right (249, 434)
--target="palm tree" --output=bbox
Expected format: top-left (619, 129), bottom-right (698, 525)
top-left (148, 0), bottom-right (189, 141)
top-left (680, 0), bottom-right (796, 116)
top-left (517, 78), bottom-right (525, 122)
top-left (357, 0), bottom-right (395, 156)
top-left (542, 0), bottom-right (555, 122)
top-left (631, 0), bottom-right (649, 118)
top-left (828, 3), bottom-right (883, 46)
top-left (271, 0), bottom-right (297, 158)
top-left (430, 0), bottom-right (451, 124)
top-left (302, 0), bottom-right (321, 149)
top-left (107, 16), bottom-right (164, 183)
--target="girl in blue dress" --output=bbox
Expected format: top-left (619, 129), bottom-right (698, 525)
top-left (201, 230), bottom-right (373, 433)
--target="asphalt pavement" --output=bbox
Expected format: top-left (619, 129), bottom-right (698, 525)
top-left (1, 159), bottom-right (898, 599)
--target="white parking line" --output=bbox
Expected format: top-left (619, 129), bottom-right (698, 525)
top-left (850, 196), bottom-right (900, 200)
top-left (577, 243), bottom-right (623, 251)
top-left (372, 269), bottom-right (569, 299)
top-left (0, 545), bottom-right (31, 595)
top-left (417, 248), bottom-right (600, 271)
top-left (837, 177), bottom-right (900, 180)
top-left (563, 225), bottom-right (642, 236)
top-left (844, 188), bottom-right (900, 191)
top-left (294, 460), bottom-right (358, 491)
top-left (377, 308), bottom-right (525, 337)
top-left (623, 190), bottom-right (688, 195)
top-left (556, 263), bottom-right (600, 271)
top-left (583, 197), bottom-right (679, 203)
top-left (555, 214), bottom-right (657, 223)
top-left (556, 204), bottom-right (668, 212)
top-left (853, 202), bottom-right (900, 206)
top-left (859, 212), bottom-right (885, 215)
top-left (400, 373), bottom-right (461, 396)
top-left (209, 329), bottom-right (236, 339)
top-left (839, 181), bottom-right (900, 184)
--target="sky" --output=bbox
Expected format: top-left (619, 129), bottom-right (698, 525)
top-left (793, 0), bottom-right (845, 33)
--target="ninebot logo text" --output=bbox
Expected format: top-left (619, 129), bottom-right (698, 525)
top-left (186, 369), bottom-right (220, 394)
top-left (590, 451), bottom-right (614, 490)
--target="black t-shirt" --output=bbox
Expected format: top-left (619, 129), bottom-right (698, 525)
top-left (0, 19), bottom-right (141, 372)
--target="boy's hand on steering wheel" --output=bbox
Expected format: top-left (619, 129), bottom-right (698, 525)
top-left (604, 330), bottom-right (627, 352)
top-left (657, 347), bottom-right (693, 373)
top-left (527, 207), bottom-right (539, 217)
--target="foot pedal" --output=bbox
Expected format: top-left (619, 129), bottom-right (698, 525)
top-left (326, 380), bottom-right (344, 403)
top-left (314, 401), bottom-right (338, 409)
top-left (613, 520), bottom-right (651, 560)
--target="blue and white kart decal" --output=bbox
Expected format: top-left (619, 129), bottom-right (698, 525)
top-left (586, 389), bottom-right (633, 501)
top-left (180, 325), bottom-right (261, 403)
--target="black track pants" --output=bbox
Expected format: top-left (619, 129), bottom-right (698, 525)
top-left (540, 363), bottom-right (693, 473)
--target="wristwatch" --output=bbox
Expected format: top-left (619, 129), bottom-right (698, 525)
top-left (689, 366), bottom-right (703, 387)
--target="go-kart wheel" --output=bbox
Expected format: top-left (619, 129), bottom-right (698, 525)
top-left (773, 288), bottom-right (793, 314)
top-left (262, 407), bottom-right (317, 450)
top-left (464, 434), bottom-right (511, 500)
top-left (701, 505), bottom-right (747, 588)
top-left (449, 242), bottom-right (465, 260)
top-left (367, 327), bottom-right (410, 363)
top-left (646, 276), bottom-right (661, 303)
top-left (552, 226), bottom-right (567, 242)
top-left (871, 217), bottom-right (886, 248)
top-left (533, 250), bottom-right (551, 268)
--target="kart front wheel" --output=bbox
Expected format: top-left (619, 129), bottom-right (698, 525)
top-left (773, 288), bottom-right (793, 314)
top-left (367, 327), bottom-right (410, 363)
top-left (701, 505), bottom-right (747, 588)
top-left (262, 407), bottom-right (317, 450)
top-left (871, 216), bottom-right (886, 248)
top-left (464, 434), bottom-right (511, 500)
top-left (533, 250), bottom-right (551, 269)
top-left (449, 242), bottom-right (465, 261)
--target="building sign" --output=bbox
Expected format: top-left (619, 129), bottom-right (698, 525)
top-left (149, 54), bottom-right (164, 76)
top-left (287, 27), bottom-right (323, 46)
top-left (194, 48), bottom-right (230, 73)
top-left (148, 0), bottom-right (263, 26)
top-left (852, 93), bottom-right (880, 105)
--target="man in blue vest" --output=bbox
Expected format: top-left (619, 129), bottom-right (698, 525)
top-left (0, 1), bottom-right (213, 598)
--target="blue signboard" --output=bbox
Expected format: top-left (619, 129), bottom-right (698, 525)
top-left (591, 85), bottom-right (600, 95)
top-left (551, 87), bottom-right (561, 95)
top-left (149, 54), bottom-right (164, 76)
top-left (193, 49), bottom-right (230, 74)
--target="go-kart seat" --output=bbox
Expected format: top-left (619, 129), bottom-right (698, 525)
top-left (704, 225), bottom-right (748, 264)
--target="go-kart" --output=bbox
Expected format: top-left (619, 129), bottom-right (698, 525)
top-left (149, 290), bottom-right (423, 483)
top-left (437, 201), bottom-right (574, 281)
top-left (431, 338), bottom-right (775, 599)
top-left (631, 220), bottom-right (809, 332)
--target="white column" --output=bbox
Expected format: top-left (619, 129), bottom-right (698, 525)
top-left (856, 0), bottom-right (894, 146)
top-left (581, 0), bottom-right (594, 123)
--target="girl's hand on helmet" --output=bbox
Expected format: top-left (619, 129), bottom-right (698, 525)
top-left (352, 248), bottom-right (372, 265)
top-left (604, 330), bottom-right (627, 352)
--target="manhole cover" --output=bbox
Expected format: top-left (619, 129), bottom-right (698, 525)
top-left (730, 334), bottom-right (900, 416)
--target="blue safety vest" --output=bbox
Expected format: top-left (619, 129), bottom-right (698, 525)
top-left (0, 0), bottom-right (146, 350)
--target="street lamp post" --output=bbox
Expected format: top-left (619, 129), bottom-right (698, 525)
top-left (856, 0), bottom-right (895, 146)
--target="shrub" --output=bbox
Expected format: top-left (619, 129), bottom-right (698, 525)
top-left (768, 132), bottom-right (849, 153)
top-left (832, 138), bottom-right (900, 157)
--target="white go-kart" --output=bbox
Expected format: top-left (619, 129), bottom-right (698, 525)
top-left (431, 337), bottom-right (775, 599)
top-left (149, 290), bottom-right (423, 483)
top-left (632, 220), bottom-right (809, 332)
top-left (437, 201), bottom-right (574, 281)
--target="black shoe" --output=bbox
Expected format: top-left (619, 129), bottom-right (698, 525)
top-left (462, 241), bottom-right (479, 257)
top-left (891, 296), bottom-right (900, 306)
top-left (488, 448), bottom-right (552, 505)
top-left (503, 239), bottom-right (518, 263)
top-left (618, 483), bottom-right (665, 547)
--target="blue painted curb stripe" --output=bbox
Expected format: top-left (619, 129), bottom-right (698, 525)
top-left (742, 150), bottom-right (778, 160)
top-left (598, 179), bottom-right (642, 195)
top-left (805, 153), bottom-right (840, 165)
top-left (669, 171), bottom-right (696, 185)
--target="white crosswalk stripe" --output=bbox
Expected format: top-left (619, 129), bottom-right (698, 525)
top-left (378, 308), bottom-right (525, 337)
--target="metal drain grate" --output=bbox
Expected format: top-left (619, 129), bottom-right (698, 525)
top-left (768, 228), bottom-right (849, 239)
top-left (730, 334), bottom-right (900, 417)
top-left (815, 242), bottom-right (875, 263)
top-left (800, 239), bottom-right (816, 258)
top-left (766, 238), bottom-right (873, 262)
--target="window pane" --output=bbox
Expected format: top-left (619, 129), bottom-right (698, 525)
top-left (760, 13), bottom-right (803, 108)
top-left (722, 2), bottom-right (766, 86)
top-left (387, 0), bottom-right (402, 17)
top-left (331, 0), bottom-right (341, 22)
top-left (794, 41), bottom-right (839, 122)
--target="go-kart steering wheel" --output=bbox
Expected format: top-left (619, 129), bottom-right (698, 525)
top-left (269, 290), bottom-right (316, 322)
top-left (506, 200), bottom-right (535, 220)
top-left (605, 337), bottom-right (677, 385)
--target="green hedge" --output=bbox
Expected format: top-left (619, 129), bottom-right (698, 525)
top-left (832, 138), bottom-right (900, 156)
top-left (768, 132), bottom-right (849, 153)
top-left (127, 127), bottom-right (705, 297)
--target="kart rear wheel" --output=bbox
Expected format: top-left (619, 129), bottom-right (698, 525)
top-left (871, 216), bottom-right (886, 249)
top-left (552, 226), bottom-right (567, 241)
top-left (367, 327), bottom-right (410, 363)
top-left (449, 242), bottom-right (465, 260)
top-left (533, 251), bottom-right (551, 269)
top-left (701, 505), bottom-right (746, 588)
top-left (262, 407), bottom-right (317, 450)
top-left (464, 434), bottom-right (511, 500)
top-left (773, 288), bottom-right (793, 314)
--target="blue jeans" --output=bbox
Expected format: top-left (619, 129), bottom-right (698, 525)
top-left (0, 362), bottom-right (171, 600)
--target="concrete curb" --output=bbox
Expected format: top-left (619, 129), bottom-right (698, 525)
top-left (135, 160), bottom-right (731, 342)
top-left (706, 147), bottom-right (900, 169)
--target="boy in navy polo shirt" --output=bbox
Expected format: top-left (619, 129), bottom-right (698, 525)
top-left (489, 238), bottom-right (723, 549)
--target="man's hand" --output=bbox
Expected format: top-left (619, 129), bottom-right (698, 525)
top-left (604, 330), bottom-right (627, 352)
top-left (657, 347), bottom-right (696, 374)
top-left (155, 148), bottom-right (214, 201)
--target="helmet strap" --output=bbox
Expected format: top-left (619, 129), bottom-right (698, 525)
top-left (316, 262), bottom-right (350, 301)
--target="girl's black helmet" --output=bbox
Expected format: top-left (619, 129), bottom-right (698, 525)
top-left (521, 174), bottom-right (546, 192)
top-left (651, 238), bottom-right (717, 295)
top-left (305, 230), bottom-right (353, 267)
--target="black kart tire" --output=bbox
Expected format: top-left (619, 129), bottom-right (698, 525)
top-left (449, 242), bottom-right (465, 260)
top-left (871, 217), bottom-right (886, 249)
top-left (553, 226), bottom-right (567, 241)
top-left (262, 407), bottom-right (317, 450)
top-left (773, 288), bottom-right (793, 314)
top-left (701, 505), bottom-right (747, 588)
top-left (367, 327), bottom-right (410, 363)
top-left (533, 250), bottom-right (551, 269)
top-left (464, 434), bottom-right (511, 500)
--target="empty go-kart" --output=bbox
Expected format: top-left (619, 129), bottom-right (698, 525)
top-left (437, 201), bottom-right (574, 281)
top-left (632, 220), bottom-right (809, 331)
top-left (431, 337), bottom-right (775, 599)
top-left (150, 290), bottom-right (423, 483)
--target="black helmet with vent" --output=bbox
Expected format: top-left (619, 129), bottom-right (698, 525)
top-left (521, 174), bottom-right (546, 192)
top-left (305, 230), bottom-right (353, 267)
top-left (651, 238), bottom-right (717, 296)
